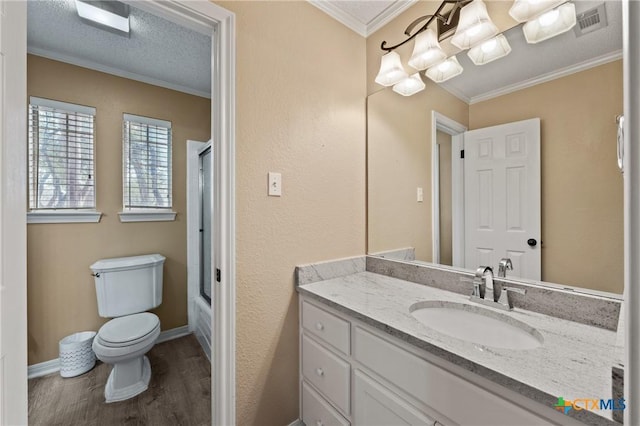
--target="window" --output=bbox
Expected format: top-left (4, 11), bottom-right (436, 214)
top-left (121, 114), bottom-right (175, 222)
top-left (27, 97), bottom-right (101, 223)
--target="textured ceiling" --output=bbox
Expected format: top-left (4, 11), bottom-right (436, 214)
top-left (27, 0), bottom-right (211, 98)
top-left (28, 1), bottom-right (622, 103)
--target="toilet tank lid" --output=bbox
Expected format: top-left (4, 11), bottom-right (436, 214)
top-left (90, 254), bottom-right (165, 273)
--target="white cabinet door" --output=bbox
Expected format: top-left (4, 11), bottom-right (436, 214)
top-left (464, 118), bottom-right (541, 280)
top-left (354, 370), bottom-right (438, 426)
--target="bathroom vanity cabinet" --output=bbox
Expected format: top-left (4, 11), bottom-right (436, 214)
top-left (299, 296), bottom-right (576, 426)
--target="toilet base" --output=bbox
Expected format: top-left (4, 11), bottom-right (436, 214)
top-left (104, 356), bottom-right (152, 403)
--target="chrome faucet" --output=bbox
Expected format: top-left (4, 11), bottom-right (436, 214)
top-left (471, 266), bottom-right (494, 301)
top-left (498, 258), bottom-right (513, 278)
top-left (469, 264), bottom-right (526, 311)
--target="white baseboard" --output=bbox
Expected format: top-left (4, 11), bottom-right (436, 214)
top-left (156, 325), bottom-right (191, 344)
top-left (28, 325), bottom-right (192, 379)
top-left (27, 358), bottom-right (60, 379)
top-left (286, 420), bottom-right (303, 426)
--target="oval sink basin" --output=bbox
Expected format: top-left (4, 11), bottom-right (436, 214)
top-left (410, 301), bottom-right (543, 350)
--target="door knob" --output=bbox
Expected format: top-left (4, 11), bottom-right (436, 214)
top-left (527, 238), bottom-right (537, 247)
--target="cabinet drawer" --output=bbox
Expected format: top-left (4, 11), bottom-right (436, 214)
top-left (353, 326), bottom-right (551, 426)
top-left (354, 369), bottom-right (436, 426)
top-left (302, 301), bottom-right (350, 355)
top-left (302, 380), bottom-right (350, 426)
top-left (302, 334), bottom-right (351, 415)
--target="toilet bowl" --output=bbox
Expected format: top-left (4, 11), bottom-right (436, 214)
top-left (93, 312), bottom-right (161, 402)
top-left (90, 254), bottom-right (165, 403)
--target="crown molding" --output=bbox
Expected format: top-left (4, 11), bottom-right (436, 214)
top-left (367, 0), bottom-right (419, 36)
top-left (309, 0), bottom-right (419, 37)
top-left (468, 49), bottom-right (623, 105)
top-left (27, 47), bottom-right (211, 99)
top-left (308, 1), bottom-right (367, 36)
top-left (437, 82), bottom-right (471, 105)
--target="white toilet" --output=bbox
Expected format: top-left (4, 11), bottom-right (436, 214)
top-left (90, 254), bottom-right (165, 403)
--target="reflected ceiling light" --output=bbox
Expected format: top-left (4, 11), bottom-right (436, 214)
top-left (451, 0), bottom-right (498, 50)
top-left (467, 34), bottom-right (512, 65)
top-left (376, 0), bottom-right (578, 97)
top-left (509, 0), bottom-right (565, 23)
top-left (425, 56), bottom-right (463, 83)
top-left (375, 51), bottom-right (408, 87)
top-left (408, 29), bottom-right (447, 71)
top-left (522, 2), bottom-right (576, 44)
top-left (393, 73), bottom-right (426, 96)
top-left (75, 0), bottom-right (130, 35)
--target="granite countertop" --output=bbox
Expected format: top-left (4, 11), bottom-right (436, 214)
top-left (298, 271), bottom-right (619, 425)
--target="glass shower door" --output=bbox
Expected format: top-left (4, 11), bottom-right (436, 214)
top-left (199, 147), bottom-right (212, 303)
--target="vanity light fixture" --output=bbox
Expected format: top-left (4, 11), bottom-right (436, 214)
top-left (425, 56), bottom-right (464, 83)
top-left (508, 0), bottom-right (565, 23)
top-left (522, 2), bottom-right (577, 44)
top-left (375, 51), bottom-right (408, 87)
top-left (393, 73), bottom-right (426, 96)
top-left (408, 29), bottom-right (448, 71)
top-left (450, 0), bottom-right (498, 50)
top-left (75, 0), bottom-right (130, 35)
top-left (375, 0), bottom-right (577, 96)
top-left (467, 34), bottom-right (512, 65)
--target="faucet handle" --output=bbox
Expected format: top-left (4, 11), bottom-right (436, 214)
top-left (498, 286), bottom-right (527, 309)
top-left (498, 258), bottom-right (513, 278)
top-left (475, 266), bottom-right (493, 278)
top-left (503, 286), bottom-right (526, 295)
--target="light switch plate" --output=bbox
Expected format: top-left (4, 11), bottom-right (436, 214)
top-left (268, 172), bottom-right (282, 196)
top-left (417, 187), bottom-right (424, 202)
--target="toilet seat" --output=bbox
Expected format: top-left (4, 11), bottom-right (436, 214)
top-left (97, 313), bottom-right (160, 348)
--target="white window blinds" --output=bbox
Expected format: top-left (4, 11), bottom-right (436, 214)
top-left (123, 114), bottom-right (172, 209)
top-left (28, 97), bottom-right (96, 210)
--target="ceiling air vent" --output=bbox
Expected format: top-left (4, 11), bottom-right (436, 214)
top-left (574, 3), bottom-right (608, 37)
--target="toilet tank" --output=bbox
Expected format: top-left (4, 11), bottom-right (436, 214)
top-left (90, 254), bottom-right (165, 318)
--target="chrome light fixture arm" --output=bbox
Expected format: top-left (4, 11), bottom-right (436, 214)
top-left (380, 0), bottom-right (471, 52)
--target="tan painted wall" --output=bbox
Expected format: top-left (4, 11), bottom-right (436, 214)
top-left (215, 2), bottom-right (366, 425)
top-left (437, 130), bottom-right (452, 266)
top-left (366, 1), bottom-right (517, 96)
top-left (26, 55), bottom-right (211, 364)
top-left (367, 85), bottom-right (468, 261)
top-left (469, 60), bottom-right (624, 293)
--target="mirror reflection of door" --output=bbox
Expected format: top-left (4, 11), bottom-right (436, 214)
top-left (463, 118), bottom-right (541, 280)
top-left (200, 147), bottom-right (213, 303)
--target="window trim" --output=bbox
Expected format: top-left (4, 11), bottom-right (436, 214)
top-left (118, 209), bottom-right (176, 223)
top-left (27, 210), bottom-right (102, 224)
top-left (28, 96), bottom-right (98, 213)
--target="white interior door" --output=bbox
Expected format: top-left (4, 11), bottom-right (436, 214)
top-left (0, 1), bottom-right (28, 424)
top-left (463, 118), bottom-right (541, 280)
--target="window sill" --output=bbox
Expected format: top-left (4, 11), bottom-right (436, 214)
top-left (27, 211), bottom-right (103, 224)
top-left (118, 210), bottom-right (177, 223)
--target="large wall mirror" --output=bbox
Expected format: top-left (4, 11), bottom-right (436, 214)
top-left (367, 1), bottom-right (623, 294)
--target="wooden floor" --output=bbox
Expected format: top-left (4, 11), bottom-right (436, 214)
top-left (28, 334), bottom-right (211, 426)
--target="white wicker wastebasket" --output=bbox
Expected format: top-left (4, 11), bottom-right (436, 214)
top-left (59, 331), bottom-right (97, 378)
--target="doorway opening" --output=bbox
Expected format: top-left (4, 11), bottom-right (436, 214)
top-left (431, 111), bottom-right (466, 267)
top-left (0, 1), bottom-right (236, 424)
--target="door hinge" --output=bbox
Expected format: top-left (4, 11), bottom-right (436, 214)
top-left (216, 268), bottom-right (221, 283)
top-left (460, 149), bottom-right (465, 159)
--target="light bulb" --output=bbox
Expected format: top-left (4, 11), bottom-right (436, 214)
top-left (467, 24), bottom-right (482, 37)
top-left (438, 61), bottom-right (452, 72)
top-left (481, 38), bottom-right (497, 53)
top-left (539, 9), bottom-right (559, 27)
